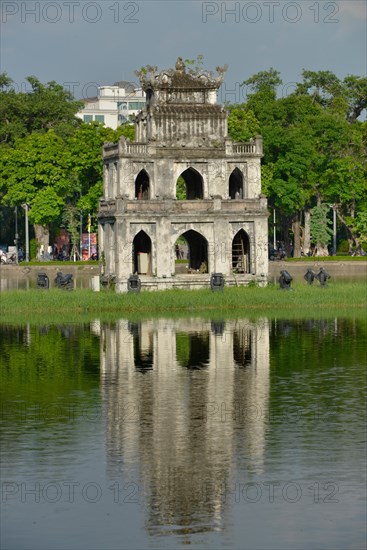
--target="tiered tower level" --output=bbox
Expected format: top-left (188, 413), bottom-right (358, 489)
top-left (98, 59), bottom-right (268, 291)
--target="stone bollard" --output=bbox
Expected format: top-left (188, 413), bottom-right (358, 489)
top-left (210, 273), bottom-right (225, 292)
top-left (316, 267), bottom-right (331, 287)
top-left (37, 272), bottom-right (49, 289)
top-left (91, 275), bottom-right (100, 292)
top-left (279, 270), bottom-right (293, 290)
top-left (304, 269), bottom-right (315, 285)
top-left (54, 272), bottom-right (74, 290)
top-left (127, 274), bottom-right (141, 293)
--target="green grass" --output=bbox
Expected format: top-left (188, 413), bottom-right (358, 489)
top-left (1, 282), bottom-right (366, 324)
top-left (19, 260), bottom-right (98, 266)
top-left (286, 256), bottom-right (367, 262)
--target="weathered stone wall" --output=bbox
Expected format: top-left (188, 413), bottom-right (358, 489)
top-left (99, 60), bottom-right (268, 292)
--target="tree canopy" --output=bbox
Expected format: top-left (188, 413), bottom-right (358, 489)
top-left (0, 74), bottom-right (134, 252)
top-left (0, 69), bottom-right (365, 257)
top-left (228, 68), bottom-right (367, 255)
top-left (0, 74), bottom-right (84, 145)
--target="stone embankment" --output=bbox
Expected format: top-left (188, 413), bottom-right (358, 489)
top-left (0, 264), bottom-right (99, 291)
top-left (268, 260), bottom-right (367, 283)
top-left (1, 261), bottom-right (366, 291)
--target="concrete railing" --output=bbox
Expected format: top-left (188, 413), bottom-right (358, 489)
top-left (99, 200), bottom-right (116, 211)
top-left (232, 143), bottom-right (256, 153)
top-left (226, 136), bottom-right (263, 156)
top-left (103, 141), bottom-right (149, 158)
top-left (126, 200), bottom-right (214, 213)
top-left (126, 143), bottom-right (148, 155)
top-left (104, 136), bottom-right (264, 158)
top-left (99, 197), bottom-right (267, 214)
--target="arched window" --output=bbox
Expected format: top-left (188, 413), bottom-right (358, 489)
top-left (132, 230), bottom-right (152, 275)
top-left (176, 168), bottom-right (203, 200)
top-left (229, 168), bottom-right (244, 199)
top-left (135, 169), bottom-right (150, 200)
top-left (232, 229), bottom-right (250, 274)
top-left (176, 230), bottom-right (208, 273)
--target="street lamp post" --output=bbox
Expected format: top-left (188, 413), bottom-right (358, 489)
top-left (333, 205), bottom-right (337, 256)
top-left (329, 204), bottom-right (337, 256)
top-left (22, 203), bottom-right (29, 262)
top-left (80, 210), bottom-right (83, 260)
top-left (21, 204), bottom-right (30, 262)
top-left (14, 206), bottom-right (19, 264)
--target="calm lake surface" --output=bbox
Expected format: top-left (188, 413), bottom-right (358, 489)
top-left (1, 317), bottom-right (366, 550)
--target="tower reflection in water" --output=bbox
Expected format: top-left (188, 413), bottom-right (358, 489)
top-left (100, 318), bottom-right (269, 536)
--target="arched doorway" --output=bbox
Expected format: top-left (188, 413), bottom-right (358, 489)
top-left (132, 230), bottom-right (152, 274)
top-left (173, 236), bottom-right (188, 274)
top-left (178, 230), bottom-right (208, 273)
top-left (135, 169), bottom-right (150, 199)
top-left (176, 168), bottom-right (203, 200)
top-left (232, 229), bottom-right (250, 273)
top-left (229, 168), bottom-right (244, 199)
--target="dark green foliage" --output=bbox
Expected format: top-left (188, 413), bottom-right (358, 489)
top-left (310, 204), bottom-right (333, 248)
top-left (176, 176), bottom-right (186, 200)
top-left (0, 71), bottom-right (126, 246)
top-left (30, 238), bottom-right (38, 260)
top-left (227, 105), bottom-right (259, 142)
top-left (0, 68), bottom-right (366, 255)
top-left (233, 68), bottom-right (367, 253)
top-left (0, 74), bottom-right (83, 145)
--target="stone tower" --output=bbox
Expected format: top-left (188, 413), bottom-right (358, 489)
top-left (98, 59), bottom-right (268, 292)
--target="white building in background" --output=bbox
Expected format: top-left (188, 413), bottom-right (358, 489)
top-left (77, 81), bottom-right (146, 129)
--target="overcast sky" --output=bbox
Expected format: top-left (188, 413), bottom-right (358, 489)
top-left (1, 0), bottom-right (366, 103)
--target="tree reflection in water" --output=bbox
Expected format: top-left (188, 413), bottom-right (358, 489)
top-left (2, 317), bottom-right (365, 547)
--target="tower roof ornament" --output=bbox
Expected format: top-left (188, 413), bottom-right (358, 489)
top-left (175, 57), bottom-right (186, 74)
top-left (135, 59), bottom-right (228, 91)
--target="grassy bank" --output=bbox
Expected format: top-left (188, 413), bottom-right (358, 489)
top-left (286, 256), bottom-right (367, 262)
top-left (1, 282), bottom-right (366, 322)
top-left (18, 260), bottom-right (98, 266)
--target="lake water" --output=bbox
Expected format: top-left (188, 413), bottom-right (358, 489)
top-left (1, 317), bottom-right (366, 550)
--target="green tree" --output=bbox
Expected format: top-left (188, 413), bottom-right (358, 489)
top-left (62, 204), bottom-right (81, 261)
top-left (227, 105), bottom-right (260, 142)
top-left (118, 122), bottom-right (135, 141)
top-left (0, 131), bottom-right (72, 251)
top-left (310, 204), bottom-right (333, 255)
top-left (0, 74), bottom-right (83, 145)
top-left (239, 68), bottom-right (366, 256)
top-left (295, 69), bottom-right (367, 123)
top-left (243, 67), bottom-right (282, 98)
top-left (176, 176), bottom-right (186, 200)
top-left (68, 122), bottom-right (131, 216)
top-left (351, 212), bottom-right (367, 252)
